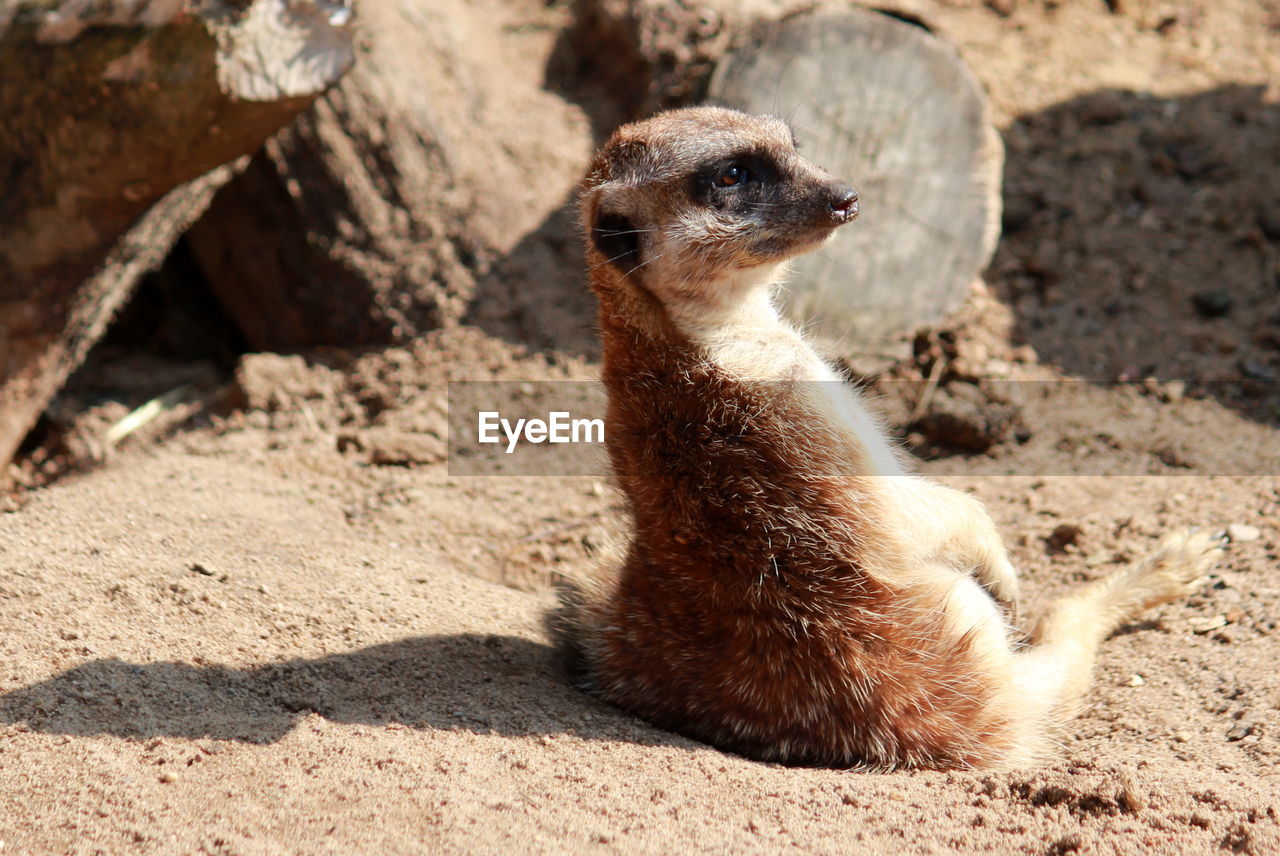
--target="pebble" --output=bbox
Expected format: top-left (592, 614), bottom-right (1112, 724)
top-left (1045, 523), bottom-right (1083, 552)
top-left (1190, 614), bottom-right (1228, 634)
top-left (1240, 358), bottom-right (1278, 382)
top-left (1226, 719), bottom-right (1257, 742)
top-left (1192, 289), bottom-right (1233, 318)
top-left (1116, 777), bottom-right (1146, 813)
top-left (1126, 674), bottom-right (1146, 687)
top-left (1226, 524), bottom-right (1261, 543)
top-left (1258, 201), bottom-right (1280, 241)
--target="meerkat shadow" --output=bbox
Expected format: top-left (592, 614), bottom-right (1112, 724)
top-left (0, 633), bottom-right (688, 750)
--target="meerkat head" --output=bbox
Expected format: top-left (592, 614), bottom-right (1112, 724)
top-left (580, 106), bottom-right (858, 312)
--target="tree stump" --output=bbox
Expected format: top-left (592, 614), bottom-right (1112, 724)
top-left (0, 0), bottom-right (354, 477)
top-left (709, 7), bottom-right (1003, 349)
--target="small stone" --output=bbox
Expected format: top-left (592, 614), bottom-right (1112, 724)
top-left (1045, 523), bottom-right (1083, 553)
top-left (1173, 730), bottom-right (1192, 743)
top-left (1190, 614), bottom-right (1228, 634)
top-left (1258, 201), bottom-right (1280, 241)
top-left (1047, 833), bottom-right (1082, 855)
top-left (1226, 524), bottom-right (1261, 543)
top-left (1161, 380), bottom-right (1185, 404)
top-left (1226, 719), bottom-right (1256, 742)
top-left (190, 562), bottom-right (216, 577)
top-left (984, 0), bottom-right (1017, 18)
top-left (1240, 359), bottom-right (1278, 382)
top-left (1192, 289), bottom-right (1233, 318)
top-left (366, 430), bottom-right (446, 466)
top-left (1126, 674), bottom-right (1146, 687)
top-left (1116, 777), bottom-right (1146, 812)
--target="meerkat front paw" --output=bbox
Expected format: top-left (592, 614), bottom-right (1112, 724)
top-left (976, 557), bottom-right (1021, 620)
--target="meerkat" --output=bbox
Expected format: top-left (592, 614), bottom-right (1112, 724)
top-left (569, 105), bottom-right (1224, 770)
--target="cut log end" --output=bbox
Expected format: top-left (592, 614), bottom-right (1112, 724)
top-left (214, 0), bottom-right (356, 101)
top-left (709, 7), bottom-right (1003, 348)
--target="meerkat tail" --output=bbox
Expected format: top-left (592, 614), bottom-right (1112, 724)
top-left (1010, 527), bottom-right (1224, 725)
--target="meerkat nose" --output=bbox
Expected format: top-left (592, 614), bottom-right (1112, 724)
top-left (828, 185), bottom-right (859, 223)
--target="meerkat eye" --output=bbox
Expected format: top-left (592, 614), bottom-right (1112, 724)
top-left (714, 165), bottom-right (749, 188)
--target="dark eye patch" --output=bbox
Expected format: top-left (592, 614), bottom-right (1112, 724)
top-left (691, 150), bottom-right (781, 207)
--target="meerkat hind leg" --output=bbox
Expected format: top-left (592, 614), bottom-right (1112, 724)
top-left (1012, 527), bottom-right (1223, 723)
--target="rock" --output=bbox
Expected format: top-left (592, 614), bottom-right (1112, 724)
top-left (1190, 614), bottom-right (1228, 634)
top-left (1226, 718), bottom-right (1256, 742)
top-left (1045, 523), bottom-right (1083, 553)
top-left (1192, 289), bottom-right (1233, 318)
top-left (1239, 359), bottom-right (1278, 383)
top-left (365, 430), bottom-right (446, 467)
top-left (1115, 777), bottom-right (1145, 813)
top-left (1226, 523), bottom-right (1261, 543)
top-left (1011, 344), bottom-right (1038, 364)
top-left (1258, 201), bottom-right (1280, 241)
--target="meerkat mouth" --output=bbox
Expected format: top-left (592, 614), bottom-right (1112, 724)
top-left (748, 203), bottom-right (857, 263)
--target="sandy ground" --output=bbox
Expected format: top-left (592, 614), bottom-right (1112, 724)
top-left (2, 420), bottom-right (1278, 854)
top-left (4, 0), bottom-right (1280, 853)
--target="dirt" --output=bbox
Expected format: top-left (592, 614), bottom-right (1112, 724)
top-left (3, 0), bottom-right (1280, 853)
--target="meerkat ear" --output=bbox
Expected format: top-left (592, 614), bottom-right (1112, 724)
top-left (592, 209), bottom-right (642, 274)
